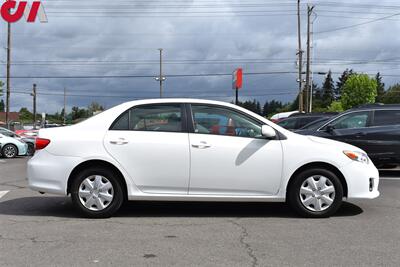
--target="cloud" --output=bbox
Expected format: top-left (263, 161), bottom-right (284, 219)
top-left (1, 0), bottom-right (399, 113)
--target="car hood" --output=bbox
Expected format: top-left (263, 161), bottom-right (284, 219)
top-left (307, 135), bottom-right (363, 152)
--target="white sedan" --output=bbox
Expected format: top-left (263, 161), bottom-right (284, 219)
top-left (27, 99), bottom-right (379, 218)
top-left (0, 133), bottom-right (28, 158)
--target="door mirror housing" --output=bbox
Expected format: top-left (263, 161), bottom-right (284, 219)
top-left (326, 124), bottom-right (335, 133)
top-left (261, 125), bottom-right (276, 139)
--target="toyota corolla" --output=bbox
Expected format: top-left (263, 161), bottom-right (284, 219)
top-left (27, 99), bottom-right (379, 218)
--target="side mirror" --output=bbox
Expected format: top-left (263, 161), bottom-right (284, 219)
top-left (261, 125), bottom-right (276, 139)
top-left (326, 124), bottom-right (335, 133)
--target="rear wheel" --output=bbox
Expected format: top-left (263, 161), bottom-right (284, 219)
top-left (2, 144), bottom-right (18, 158)
top-left (288, 168), bottom-right (343, 218)
top-left (70, 167), bottom-right (124, 218)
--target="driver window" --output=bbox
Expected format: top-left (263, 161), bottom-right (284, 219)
top-left (191, 105), bottom-right (262, 138)
top-left (330, 111), bottom-right (369, 130)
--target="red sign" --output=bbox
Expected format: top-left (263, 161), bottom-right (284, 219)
top-left (1, 1), bottom-right (47, 23)
top-left (232, 68), bottom-right (243, 90)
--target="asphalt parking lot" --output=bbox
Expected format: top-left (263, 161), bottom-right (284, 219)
top-left (0, 158), bottom-right (399, 266)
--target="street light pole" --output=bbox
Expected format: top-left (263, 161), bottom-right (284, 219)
top-left (305, 4), bottom-right (315, 113)
top-left (155, 48), bottom-right (166, 98)
top-left (297, 0), bottom-right (304, 112)
top-left (5, 22), bottom-right (11, 125)
top-left (31, 84), bottom-right (37, 129)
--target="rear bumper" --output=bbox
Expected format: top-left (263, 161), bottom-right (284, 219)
top-left (27, 150), bottom-right (81, 195)
top-left (340, 161), bottom-right (380, 199)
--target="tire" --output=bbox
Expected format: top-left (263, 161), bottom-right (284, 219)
top-left (70, 167), bottom-right (124, 218)
top-left (287, 168), bottom-right (343, 218)
top-left (27, 143), bottom-right (35, 156)
top-left (2, 144), bottom-right (18, 158)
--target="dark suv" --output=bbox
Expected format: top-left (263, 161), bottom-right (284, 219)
top-left (295, 104), bottom-right (400, 168)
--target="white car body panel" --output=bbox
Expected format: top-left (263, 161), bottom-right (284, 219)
top-left (104, 131), bottom-right (190, 194)
top-left (188, 133), bottom-right (283, 195)
top-left (27, 98), bottom-right (380, 202)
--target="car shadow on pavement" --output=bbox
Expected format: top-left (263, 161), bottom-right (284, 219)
top-left (0, 196), bottom-right (363, 218)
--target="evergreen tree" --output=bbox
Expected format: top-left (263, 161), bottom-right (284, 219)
top-left (321, 71), bottom-right (335, 106)
top-left (375, 72), bottom-right (385, 103)
top-left (0, 99), bottom-right (4, 112)
top-left (381, 84), bottom-right (400, 104)
top-left (335, 69), bottom-right (354, 100)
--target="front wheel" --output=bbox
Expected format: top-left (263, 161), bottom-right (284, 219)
top-left (2, 144), bottom-right (18, 158)
top-left (287, 168), bottom-right (343, 218)
top-left (70, 167), bottom-right (124, 218)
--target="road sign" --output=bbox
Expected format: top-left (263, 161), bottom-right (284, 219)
top-left (232, 68), bottom-right (243, 90)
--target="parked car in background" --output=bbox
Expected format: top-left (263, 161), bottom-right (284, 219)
top-left (28, 99), bottom-right (379, 218)
top-left (0, 133), bottom-right (28, 158)
top-left (295, 104), bottom-right (400, 168)
top-left (270, 110), bottom-right (299, 123)
top-left (15, 129), bottom-right (39, 138)
top-left (0, 127), bottom-right (35, 156)
top-left (297, 117), bottom-right (332, 131)
top-left (277, 113), bottom-right (337, 131)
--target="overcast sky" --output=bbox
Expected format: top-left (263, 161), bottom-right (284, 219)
top-left (2, 0), bottom-right (400, 113)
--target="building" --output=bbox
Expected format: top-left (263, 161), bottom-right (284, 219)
top-left (0, 112), bottom-right (20, 125)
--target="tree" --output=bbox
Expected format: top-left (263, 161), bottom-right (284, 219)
top-left (341, 74), bottom-right (377, 110)
top-left (335, 69), bottom-right (355, 100)
top-left (321, 71), bottom-right (335, 106)
top-left (327, 101), bottom-right (344, 112)
top-left (0, 99), bottom-right (4, 112)
top-left (375, 72), bottom-right (385, 103)
top-left (88, 101), bottom-right (104, 116)
top-left (19, 107), bottom-right (33, 121)
top-left (381, 84), bottom-right (400, 104)
top-left (71, 106), bottom-right (88, 120)
top-left (262, 100), bottom-right (283, 116)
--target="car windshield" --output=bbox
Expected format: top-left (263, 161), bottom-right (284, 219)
top-left (299, 117), bottom-right (330, 130)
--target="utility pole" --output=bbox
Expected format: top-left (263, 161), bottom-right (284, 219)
top-left (305, 4), bottom-right (315, 113)
top-left (297, 0), bottom-right (304, 112)
top-left (31, 84), bottom-right (37, 129)
top-left (155, 48), bottom-right (166, 98)
top-left (63, 87), bottom-right (66, 125)
top-left (5, 22), bottom-right (11, 126)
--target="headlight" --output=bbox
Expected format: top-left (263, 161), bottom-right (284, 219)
top-left (343, 150), bottom-right (369, 164)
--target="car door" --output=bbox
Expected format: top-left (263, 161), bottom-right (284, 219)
top-left (318, 111), bottom-right (372, 151)
top-left (366, 109), bottom-right (400, 162)
top-left (104, 103), bottom-right (190, 194)
top-left (188, 104), bottom-right (283, 196)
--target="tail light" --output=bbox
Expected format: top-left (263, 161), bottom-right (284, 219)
top-left (35, 138), bottom-right (51, 150)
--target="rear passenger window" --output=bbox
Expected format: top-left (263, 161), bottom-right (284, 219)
top-left (110, 104), bottom-right (183, 132)
top-left (373, 110), bottom-right (400, 126)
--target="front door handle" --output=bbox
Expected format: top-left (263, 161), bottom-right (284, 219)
top-left (110, 138), bottom-right (129, 145)
top-left (192, 141), bottom-right (211, 149)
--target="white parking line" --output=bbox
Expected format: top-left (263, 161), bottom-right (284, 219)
top-left (0, 160), bottom-right (6, 163)
top-left (0, 191), bottom-right (9, 199)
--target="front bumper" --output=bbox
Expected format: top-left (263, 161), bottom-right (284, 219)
top-left (18, 143), bottom-right (28, 156)
top-left (339, 161), bottom-right (380, 199)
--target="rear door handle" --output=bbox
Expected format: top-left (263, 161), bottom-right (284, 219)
top-left (191, 141), bottom-right (211, 149)
top-left (110, 138), bottom-right (129, 145)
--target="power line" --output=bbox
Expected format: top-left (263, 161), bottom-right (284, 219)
top-left (0, 71), bottom-right (297, 79)
top-left (315, 11), bottom-right (400, 34)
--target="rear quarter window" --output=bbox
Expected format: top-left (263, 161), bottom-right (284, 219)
top-left (373, 110), bottom-right (400, 126)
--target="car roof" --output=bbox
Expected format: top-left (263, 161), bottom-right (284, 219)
top-left (349, 103), bottom-right (400, 111)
